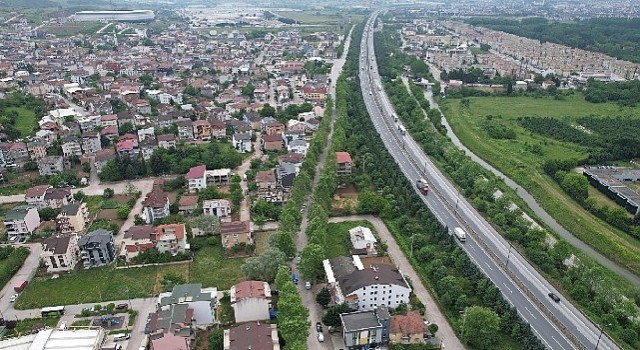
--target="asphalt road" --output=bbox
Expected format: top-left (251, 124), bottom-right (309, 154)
top-left (360, 13), bottom-right (618, 350)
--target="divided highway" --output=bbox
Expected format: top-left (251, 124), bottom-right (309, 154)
top-left (359, 13), bottom-right (618, 350)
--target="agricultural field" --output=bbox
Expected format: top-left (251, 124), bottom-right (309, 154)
top-left (443, 94), bottom-right (640, 273)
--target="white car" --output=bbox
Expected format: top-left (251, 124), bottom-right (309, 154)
top-left (305, 281), bottom-right (311, 290)
top-left (317, 331), bottom-right (324, 342)
top-left (9, 294), bottom-right (18, 303)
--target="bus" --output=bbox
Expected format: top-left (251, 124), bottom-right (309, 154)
top-left (41, 306), bottom-right (65, 317)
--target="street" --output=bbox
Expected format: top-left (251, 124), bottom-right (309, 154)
top-left (360, 13), bottom-right (617, 350)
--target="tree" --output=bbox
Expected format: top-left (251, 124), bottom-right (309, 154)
top-left (428, 323), bottom-right (439, 336)
top-left (241, 247), bottom-right (287, 282)
top-left (260, 104), bottom-right (276, 118)
top-left (73, 191), bottom-right (86, 202)
top-left (82, 162), bottom-right (91, 173)
top-left (118, 122), bottom-right (134, 135)
top-left (241, 82), bottom-right (255, 97)
top-left (103, 188), bottom-right (114, 199)
top-left (460, 306), bottom-right (500, 349)
top-left (271, 231), bottom-right (296, 258)
top-left (209, 328), bottom-right (224, 350)
top-left (560, 172), bottom-right (589, 201)
top-left (316, 287), bottom-right (331, 307)
top-left (322, 304), bottom-right (354, 327)
top-left (299, 243), bottom-right (326, 281)
top-left (38, 208), bottom-right (60, 221)
top-left (189, 215), bottom-right (220, 236)
top-left (117, 205), bottom-right (131, 220)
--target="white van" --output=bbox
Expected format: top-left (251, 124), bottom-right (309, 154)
top-left (58, 321), bottom-right (66, 331)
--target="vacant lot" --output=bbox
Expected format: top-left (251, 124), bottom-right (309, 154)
top-left (444, 95), bottom-right (640, 273)
top-left (14, 264), bottom-right (188, 309)
top-left (189, 244), bottom-right (245, 290)
top-left (42, 22), bottom-right (104, 37)
top-left (7, 107), bottom-right (36, 137)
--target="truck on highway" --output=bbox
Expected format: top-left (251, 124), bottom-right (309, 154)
top-left (453, 227), bottom-right (467, 242)
top-left (416, 178), bottom-right (429, 195)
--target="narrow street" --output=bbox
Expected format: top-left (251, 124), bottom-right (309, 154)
top-left (328, 215), bottom-right (465, 350)
top-left (237, 134), bottom-right (265, 224)
top-left (294, 25), bottom-right (354, 350)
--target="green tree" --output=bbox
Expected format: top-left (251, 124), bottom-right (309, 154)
top-left (260, 104), bottom-right (276, 118)
top-left (299, 243), bottom-right (326, 281)
top-left (103, 188), bottom-right (114, 199)
top-left (209, 328), bottom-right (224, 350)
top-left (73, 191), bottom-right (86, 202)
top-left (272, 231), bottom-right (296, 258)
top-left (241, 247), bottom-right (287, 282)
top-left (322, 304), bottom-right (353, 327)
top-left (117, 205), bottom-right (131, 220)
top-left (460, 306), bottom-right (500, 349)
top-left (38, 208), bottom-right (60, 221)
top-left (316, 287), bottom-right (331, 307)
top-left (560, 172), bottom-right (589, 201)
top-left (189, 215), bottom-right (220, 236)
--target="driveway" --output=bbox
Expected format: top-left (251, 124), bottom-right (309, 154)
top-left (328, 215), bottom-right (464, 350)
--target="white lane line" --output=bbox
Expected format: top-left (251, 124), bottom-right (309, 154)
top-left (502, 282), bottom-right (513, 293)
top-left (525, 306), bottom-right (537, 319)
top-left (551, 336), bottom-right (568, 350)
top-left (485, 262), bottom-right (494, 271)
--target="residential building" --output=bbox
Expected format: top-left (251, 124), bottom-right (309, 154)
top-left (186, 165), bottom-right (206, 192)
top-left (77, 115), bottom-right (102, 133)
top-left (349, 226), bottom-right (377, 255)
top-left (287, 139), bottom-right (307, 155)
top-left (81, 132), bottom-right (102, 155)
top-left (158, 134), bottom-right (177, 149)
top-left (389, 311), bottom-right (426, 345)
top-left (148, 303), bottom-right (196, 342)
top-left (138, 126), bottom-right (156, 142)
top-left (43, 188), bottom-right (72, 209)
top-left (219, 221), bottom-right (253, 251)
top-left (262, 134), bottom-right (283, 151)
top-left (122, 225), bottom-right (155, 259)
top-left (264, 122), bottom-right (285, 136)
top-left (154, 224), bottom-right (189, 256)
top-left (101, 114), bottom-right (118, 128)
top-left (78, 229), bottom-right (116, 268)
top-left (178, 195), bottom-right (198, 215)
top-left (177, 119), bottom-right (194, 140)
top-left (157, 283), bottom-right (217, 327)
top-left (223, 323), bottom-right (280, 350)
top-left (57, 202), bottom-right (90, 234)
top-left (27, 139), bottom-right (47, 161)
top-left (143, 190), bottom-right (170, 224)
top-left (336, 151), bottom-right (353, 176)
top-left (38, 155), bottom-right (64, 176)
top-left (255, 170), bottom-right (282, 202)
top-left (4, 205), bottom-right (40, 238)
top-left (140, 138), bottom-right (159, 160)
top-left (210, 120), bottom-right (226, 139)
top-left (203, 199), bottom-right (232, 221)
top-left (61, 137), bottom-right (82, 158)
top-left (25, 185), bottom-right (51, 208)
top-left (323, 256), bottom-right (411, 311)
top-left (150, 332), bottom-right (191, 350)
top-left (193, 120), bottom-right (212, 140)
top-left (340, 306), bottom-right (391, 349)
top-left (206, 168), bottom-right (231, 186)
top-left (41, 234), bottom-right (80, 273)
top-left (94, 149), bottom-right (116, 174)
top-left (302, 83), bottom-right (327, 103)
top-left (232, 133), bottom-right (252, 153)
top-left (230, 280), bottom-right (271, 323)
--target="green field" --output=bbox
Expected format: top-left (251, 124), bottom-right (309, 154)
top-left (274, 10), bottom-right (364, 25)
top-left (7, 107), bottom-right (36, 137)
top-left (443, 94), bottom-right (640, 274)
top-left (14, 264), bottom-right (189, 309)
top-left (189, 245), bottom-right (245, 290)
top-left (325, 220), bottom-right (378, 259)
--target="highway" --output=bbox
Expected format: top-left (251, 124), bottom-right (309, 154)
top-left (359, 13), bottom-right (618, 350)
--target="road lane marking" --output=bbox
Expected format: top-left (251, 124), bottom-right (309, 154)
top-left (502, 282), bottom-right (513, 293)
top-left (525, 306), bottom-right (537, 319)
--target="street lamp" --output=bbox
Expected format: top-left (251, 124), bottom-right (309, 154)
top-left (595, 324), bottom-right (612, 350)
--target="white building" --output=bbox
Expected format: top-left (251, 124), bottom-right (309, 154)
top-left (349, 226), bottom-right (377, 255)
top-left (230, 280), bottom-right (271, 323)
top-left (0, 328), bottom-right (106, 350)
top-left (4, 205), bottom-right (40, 238)
top-left (186, 165), bottom-right (206, 192)
top-left (202, 199), bottom-right (232, 221)
top-left (323, 256), bottom-right (411, 311)
top-left (41, 234), bottom-right (80, 273)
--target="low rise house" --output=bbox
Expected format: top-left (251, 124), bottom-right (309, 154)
top-left (336, 151), bottom-right (353, 176)
top-left (57, 202), bottom-right (90, 234)
top-left (206, 168), bottom-right (231, 186)
top-left (4, 205), bottom-right (40, 238)
top-left (44, 188), bottom-right (72, 209)
top-left (262, 134), bottom-right (283, 151)
top-left (61, 137), bottom-right (82, 158)
top-left (223, 323), bottom-right (280, 350)
top-left (177, 119), bottom-right (194, 140)
top-left (287, 139), bottom-right (308, 155)
top-left (203, 199), bottom-right (232, 221)
top-left (230, 280), bottom-right (271, 323)
top-left (232, 133), bottom-right (252, 153)
top-left (340, 306), bottom-right (391, 349)
top-left (154, 223), bottom-right (189, 256)
top-left (38, 156), bottom-right (64, 176)
top-left (158, 283), bottom-right (217, 327)
top-left (78, 229), bottom-right (116, 268)
top-left (25, 185), bottom-right (51, 208)
top-left (41, 234), bottom-right (80, 273)
top-left (158, 134), bottom-right (177, 149)
top-left (94, 149), bottom-right (116, 174)
top-left (323, 256), bottom-right (411, 311)
top-left (349, 226), bottom-right (377, 255)
top-left (148, 303), bottom-right (196, 345)
top-left (143, 190), bottom-right (170, 224)
top-left (220, 221), bottom-right (253, 251)
top-left (389, 311), bottom-right (427, 345)
top-left (255, 170), bottom-right (281, 202)
top-left (186, 165), bottom-right (206, 192)
top-left (179, 195), bottom-right (198, 214)
top-left (81, 132), bottom-right (102, 155)
top-left (193, 120), bottom-right (211, 140)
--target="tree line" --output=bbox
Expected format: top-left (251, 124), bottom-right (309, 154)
top-left (376, 25), bottom-right (640, 349)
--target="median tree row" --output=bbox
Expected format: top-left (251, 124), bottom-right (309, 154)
top-left (325, 25), bottom-right (547, 349)
top-left (375, 23), bottom-right (640, 349)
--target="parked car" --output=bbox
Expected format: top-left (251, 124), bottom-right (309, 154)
top-left (305, 281), bottom-right (311, 290)
top-left (548, 292), bottom-right (561, 302)
top-left (316, 322), bottom-right (323, 333)
top-left (113, 333), bottom-right (130, 342)
top-left (317, 331), bottom-right (324, 342)
top-left (9, 294), bottom-right (18, 303)
top-left (115, 303), bottom-right (129, 310)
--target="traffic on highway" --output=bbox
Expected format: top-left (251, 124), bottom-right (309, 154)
top-left (359, 12), bottom-right (618, 350)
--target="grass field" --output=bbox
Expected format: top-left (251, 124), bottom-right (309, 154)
top-left (42, 22), bottom-right (104, 37)
top-left (326, 220), bottom-right (378, 259)
top-left (443, 94), bottom-right (640, 274)
top-left (189, 245), bottom-right (245, 290)
top-left (14, 264), bottom-right (189, 309)
top-left (7, 107), bottom-right (36, 137)
top-left (273, 10), bottom-right (364, 25)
